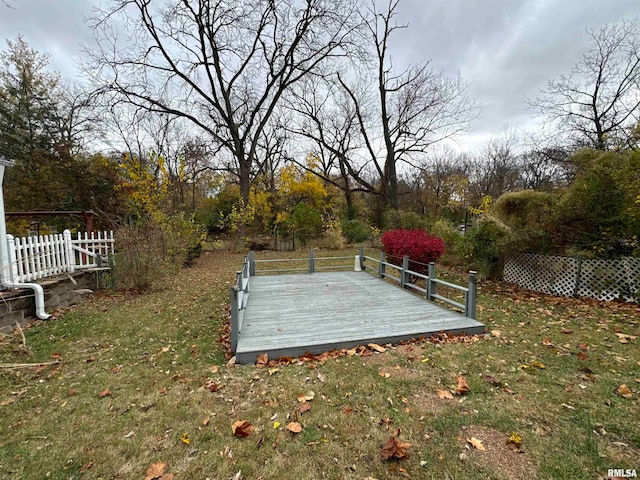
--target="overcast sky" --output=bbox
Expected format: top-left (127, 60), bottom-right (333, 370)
top-left (1, 0), bottom-right (639, 152)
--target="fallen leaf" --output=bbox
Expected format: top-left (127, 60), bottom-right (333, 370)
top-left (317, 372), bottom-right (326, 383)
top-left (209, 365), bottom-right (219, 374)
top-left (159, 387), bottom-right (168, 395)
top-left (368, 343), bottom-right (387, 353)
top-left (344, 407), bottom-right (354, 414)
top-left (615, 333), bottom-right (637, 344)
top-left (506, 432), bottom-right (522, 449)
top-left (256, 353), bottom-right (268, 366)
top-left (541, 338), bottom-right (553, 346)
top-left (467, 437), bottom-right (486, 451)
top-left (344, 348), bottom-right (357, 356)
top-left (286, 422), bottom-right (302, 433)
top-left (436, 389), bottom-right (454, 400)
top-left (231, 420), bottom-right (254, 437)
top-left (79, 460), bottom-right (94, 473)
top-left (123, 430), bottom-right (135, 438)
top-left (378, 371), bottom-right (391, 378)
top-left (577, 352), bottom-right (588, 361)
top-left (530, 361), bottom-right (546, 369)
top-left (273, 421), bottom-right (281, 429)
top-left (86, 356), bottom-right (95, 363)
top-left (207, 382), bottom-right (224, 392)
top-left (267, 368), bottom-right (279, 376)
top-left (380, 429), bottom-right (411, 460)
top-left (615, 384), bottom-right (633, 398)
top-left (299, 402), bottom-right (312, 413)
top-left (577, 343), bottom-right (589, 351)
top-left (0, 397), bottom-right (16, 407)
top-left (490, 330), bottom-right (501, 338)
top-left (67, 389), bottom-right (77, 397)
top-left (98, 389), bottom-right (112, 398)
top-left (561, 328), bottom-right (573, 334)
top-left (202, 417), bottom-right (210, 426)
top-left (455, 376), bottom-right (470, 395)
top-left (180, 432), bottom-right (191, 445)
top-left (144, 462), bottom-right (167, 480)
top-left (297, 391), bottom-right (315, 403)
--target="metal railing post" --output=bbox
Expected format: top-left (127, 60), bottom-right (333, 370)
top-left (379, 251), bottom-right (386, 278)
top-left (400, 256), bottom-right (409, 288)
top-left (359, 246), bottom-right (364, 271)
top-left (309, 249), bottom-right (315, 273)
top-left (248, 251), bottom-right (255, 276)
top-left (428, 262), bottom-right (436, 301)
top-left (230, 286), bottom-right (239, 353)
top-left (466, 271), bottom-right (478, 319)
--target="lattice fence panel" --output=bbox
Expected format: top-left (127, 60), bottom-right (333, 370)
top-left (504, 254), bottom-right (639, 303)
top-left (577, 257), bottom-right (640, 302)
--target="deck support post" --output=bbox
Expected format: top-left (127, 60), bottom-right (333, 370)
top-left (466, 271), bottom-right (478, 319)
top-left (427, 262), bottom-right (436, 301)
top-left (379, 251), bottom-right (386, 278)
top-left (309, 249), bottom-right (315, 273)
top-left (359, 246), bottom-right (364, 271)
top-left (400, 256), bottom-right (409, 287)
top-left (230, 286), bottom-right (239, 353)
top-left (248, 251), bottom-right (255, 276)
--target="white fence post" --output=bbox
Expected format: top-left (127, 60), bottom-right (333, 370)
top-left (6, 234), bottom-right (17, 282)
top-left (63, 229), bottom-right (75, 273)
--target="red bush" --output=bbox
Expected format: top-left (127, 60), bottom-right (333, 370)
top-left (381, 229), bottom-right (445, 273)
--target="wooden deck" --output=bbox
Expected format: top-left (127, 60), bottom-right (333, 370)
top-left (235, 271), bottom-right (485, 364)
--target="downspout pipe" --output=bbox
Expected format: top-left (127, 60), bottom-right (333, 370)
top-left (0, 158), bottom-right (50, 320)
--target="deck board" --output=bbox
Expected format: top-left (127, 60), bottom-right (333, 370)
top-left (235, 271), bottom-right (485, 364)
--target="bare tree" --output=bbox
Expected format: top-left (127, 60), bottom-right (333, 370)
top-left (468, 130), bottom-right (521, 203)
top-left (86, 0), bottom-right (360, 208)
top-left (532, 19), bottom-right (640, 150)
top-left (287, 0), bottom-right (476, 224)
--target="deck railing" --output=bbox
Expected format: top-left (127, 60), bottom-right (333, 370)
top-left (229, 249), bottom-right (478, 354)
top-left (229, 253), bottom-right (251, 353)
top-left (360, 250), bottom-right (477, 320)
top-left (6, 229), bottom-right (115, 283)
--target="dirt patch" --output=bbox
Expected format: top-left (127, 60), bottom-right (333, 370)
top-left (459, 425), bottom-right (537, 480)
top-left (410, 386), bottom-right (459, 413)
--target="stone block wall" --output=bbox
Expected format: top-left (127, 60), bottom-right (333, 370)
top-left (0, 270), bottom-right (101, 332)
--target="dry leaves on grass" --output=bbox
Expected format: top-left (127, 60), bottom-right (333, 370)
top-left (286, 422), bottom-right (302, 433)
top-left (380, 429), bottom-right (411, 460)
top-left (436, 389), bottom-right (454, 400)
top-left (231, 420), bottom-right (254, 438)
top-left (455, 376), bottom-right (470, 395)
top-left (507, 432), bottom-right (523, 450)
top-left (467, 437), bottom-right (486, 451)
top-left (297, 391), bottom-right (315, 403)
top-left (298, 402), bottom-right (312, 413)
top-left (615, 384), bottom-right (633, 398)
top-left (98, 389), bottom-right (112, 398)
top-left (615, 333), bottom-right (638, 344)
top-left (144, 462), bottom-right (174, 480)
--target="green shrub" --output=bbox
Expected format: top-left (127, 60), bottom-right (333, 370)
top-left (462, 219), bottom-right (509, 280)
top-left (430, 219), bottom-right (464, 266)
top-left (341, 219), bottom-right (370, 244)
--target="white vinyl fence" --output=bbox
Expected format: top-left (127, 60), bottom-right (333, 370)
top-left (6, 229), bottom-right (114, 283)
top-left (504, 253), bottom-right (639, 303)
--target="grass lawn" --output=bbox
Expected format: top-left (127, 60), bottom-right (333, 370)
top-left (0, 249), bottom-right (638, 480)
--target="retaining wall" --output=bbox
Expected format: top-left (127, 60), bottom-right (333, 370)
top-left (0, 270), bottom-right (101, 331)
